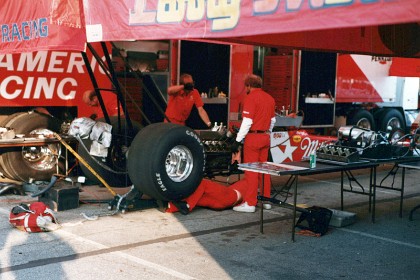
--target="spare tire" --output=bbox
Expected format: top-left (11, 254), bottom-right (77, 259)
top-left (127, 123), bottom-right (205, 201)
top-left (78, 116), bottom-right (142, 188)
top-left (0, 112), bottom-right (61, 182)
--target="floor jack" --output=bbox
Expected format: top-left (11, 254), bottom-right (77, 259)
top-left (107, 186), bottom-right (162, 213)
top-left (55, 133), bottom-right (163, 213)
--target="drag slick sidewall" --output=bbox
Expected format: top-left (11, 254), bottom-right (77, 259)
top-left (127, 123), bottom-right (205, 202)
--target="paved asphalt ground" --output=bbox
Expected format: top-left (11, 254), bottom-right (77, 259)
top-left (1, 163), bottom-right (420, 280)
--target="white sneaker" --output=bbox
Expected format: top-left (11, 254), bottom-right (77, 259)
top-left (263, 203), bottom-right (272, 210)
top-left (233, 202), bottom-right (256, 213)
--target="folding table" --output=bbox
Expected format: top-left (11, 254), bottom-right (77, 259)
top-left (238, 161), bottom-right (378, 241)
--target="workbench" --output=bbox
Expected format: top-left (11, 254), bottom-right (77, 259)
top-left (239, 155), bottom-right (420, 241)
top-left (0, 135), bottom-right (76, 147)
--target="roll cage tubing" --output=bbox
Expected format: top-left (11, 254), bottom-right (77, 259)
top-left (82, 42), bottom-right (172, 132)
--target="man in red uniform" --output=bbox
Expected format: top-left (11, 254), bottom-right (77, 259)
top-left (83, 90), bottom-right (122, 120)
top-left (165, 73), bottom-right (212, 127)
top-left (231, 74), bottom-right (276, 213)
top-left (165, 178), bottom-right (247, 214)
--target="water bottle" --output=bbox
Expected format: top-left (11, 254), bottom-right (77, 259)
top-left (309, 151), bottom-right (317, 169)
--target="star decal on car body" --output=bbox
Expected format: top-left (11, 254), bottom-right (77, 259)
top-left (271, 139), bottom-right (297, 163)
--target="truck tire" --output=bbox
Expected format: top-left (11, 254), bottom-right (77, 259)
top-left (349, 110), bottom-right (375, 131)
top-left (127, 123), bottom-right (205, 202)
top-left (0, 112), bottom-right (61, 182)
top-left (78, 116), bottom-right (142, 188)
top-left (388, 128), bottom-right (405, 144)
top-left (378, 109), bottom-right (405, 133)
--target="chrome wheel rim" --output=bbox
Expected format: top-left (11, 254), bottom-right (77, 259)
top-left (165, 145), bottom-right (193, 182)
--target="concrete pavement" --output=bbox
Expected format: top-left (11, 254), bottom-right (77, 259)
top-left (1, 164), bottom-right (420, 279)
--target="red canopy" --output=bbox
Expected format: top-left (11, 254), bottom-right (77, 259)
top-left (0, 0), bottom-right (86, 54)
top-left (1, 0), bottom-right (419, 56)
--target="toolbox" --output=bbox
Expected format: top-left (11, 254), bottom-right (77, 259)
top-left (38, 181), bottom-right (80, 211)
top-left (328, 209), bottom-right (357, 227)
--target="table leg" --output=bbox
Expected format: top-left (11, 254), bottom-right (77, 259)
top-left (372, 166), bottom-right (376, 223)
top-left (400, 167), bottom-right (405, 218)
top-left (292, 175), bottom-right (298, 242)
top-left (368, 167), bottom-right (373, 212)
top-left (341, 170), bottom-right (344, 211)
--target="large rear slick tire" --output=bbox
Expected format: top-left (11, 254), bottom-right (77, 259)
top-left (127, 123), bottom-right (205, 202)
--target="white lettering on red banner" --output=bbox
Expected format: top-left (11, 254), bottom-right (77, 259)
top-left (1, 18), bottom-right (48, 43)
top-left (0, 76), bottom-right (76, 100)
top-left (0, 50), bottom-right (106, 105)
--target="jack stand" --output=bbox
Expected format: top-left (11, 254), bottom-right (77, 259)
top-left (108, 187), bottom-right (158, 213)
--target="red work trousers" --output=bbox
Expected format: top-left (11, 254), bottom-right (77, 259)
top-left (166, 179), bottom-right (245, 213)
top-left (241, 133), bottom-right (271, 206)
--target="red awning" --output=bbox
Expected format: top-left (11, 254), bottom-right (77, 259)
top-left (0, 0), bottom-right (86, 54)
top-left (1, 0), bottom-right (419, 56)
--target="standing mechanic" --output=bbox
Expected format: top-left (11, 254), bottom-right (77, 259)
top-left (165, 73), bottom-right (212, 128)
top-left (231, 74), bottom-right (276, 213)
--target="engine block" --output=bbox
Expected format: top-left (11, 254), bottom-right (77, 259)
top-left (195, 129), bottom-right (239, 177)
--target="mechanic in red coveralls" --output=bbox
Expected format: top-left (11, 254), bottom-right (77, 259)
top-left (230, 74), bottom-right (276, 213)
top-left (83, 90), bottom-right (123, 120)
top-left (166, 178), bottom-right (247, 215)
top-left (165, 73), bottom-right (212, 128)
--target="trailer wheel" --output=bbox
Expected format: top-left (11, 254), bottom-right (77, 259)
top-left (349, 110), bottom-right (375, 131)
top-left (0, 112), bottom-right (61, 182)
top-left (378, 109), bottom-right (405, 133)
top-left (388, 128), bottom-right (405, 144)
top-left (78, 116), bottom-right (141, 188)
top-left (127, 123), bottom-right (205, 201)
